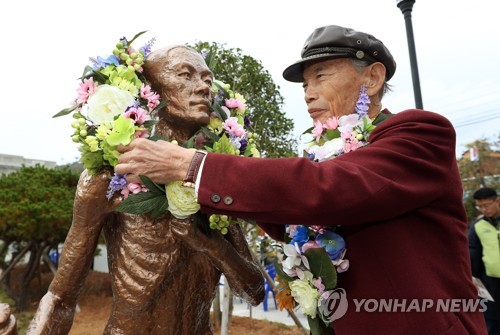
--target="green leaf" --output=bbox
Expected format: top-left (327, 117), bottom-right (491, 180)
top-left (115, 191), bottom-right (167, 216)
top-left (150, 197), bottom-right (169, 218)
top-left (91, 70), bottom-right (110, 84)
top-left (307, 316), bottom-right (330, 335)
top-left (325, 129), bottom-right (341, 140)
top-left (80, 65), bottom-right (95, 79)
top-left (201, 127), bottom-right (220, 143)
top-left (139, 175), bottom-right (165, 194)
top-left (211, 101), bottom-right (228, 121)
top-left (128, 30), bottom-right (148, 45)
top-left (53, 103), bottom-right (82, 118)
top-left (182, 135), bottom-right (195, 149)
top-left (142, 119), bottom-right (158, 128)
top-left (272, 259), bottom-right (294, 282)
top-left (304, 247), bottom-right (337, 289)
top-left (149, 134), bottom-right (168, 142)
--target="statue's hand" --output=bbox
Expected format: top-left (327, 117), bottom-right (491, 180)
top-left (0, 303), bottom-right (17, 335)
top-left (169, 217), bottom-right (224, 254)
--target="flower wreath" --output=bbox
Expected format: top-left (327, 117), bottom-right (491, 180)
top-left (274, 86), bottom-right (376, 334)
top-left (54, 31), bottom-right (259, 234)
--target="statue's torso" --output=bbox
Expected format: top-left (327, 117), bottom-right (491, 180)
top-left (102, 213), bottom-right (220, 334)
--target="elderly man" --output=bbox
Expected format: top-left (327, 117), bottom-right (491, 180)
top-left (116, 25), bottom-right (487, 334)
top-left (26, 45), bottom-right (264, 335)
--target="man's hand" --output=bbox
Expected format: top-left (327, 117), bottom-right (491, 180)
top-left (116, 139), bottom-right (196, 185)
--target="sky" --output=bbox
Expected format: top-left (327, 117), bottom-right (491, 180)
top-left (1, 0), bottom-right (498, 164)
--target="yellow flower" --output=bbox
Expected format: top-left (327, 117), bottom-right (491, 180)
top-left (166, 181), bottom-right (200, 219)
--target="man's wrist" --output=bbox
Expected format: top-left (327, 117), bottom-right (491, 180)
top-left (183, 150), bottom-right (207, 188)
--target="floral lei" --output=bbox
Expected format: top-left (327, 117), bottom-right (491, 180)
top-left (54, 32), bottom-right (259, 234)
top-left (275, 86), bottom-right (375, 334)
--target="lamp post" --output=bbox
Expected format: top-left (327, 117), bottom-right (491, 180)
top-left (396, 0), bottom-right (423, 109)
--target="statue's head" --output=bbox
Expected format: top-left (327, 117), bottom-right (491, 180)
top-left (143, 46), bottom-right (214, 128)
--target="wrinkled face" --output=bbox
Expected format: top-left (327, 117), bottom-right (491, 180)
top-left (159, 48), bottom-right (213, 126)
top-left (302, 58), bottom-right (365, 123)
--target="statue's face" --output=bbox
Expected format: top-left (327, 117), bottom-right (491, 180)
top-left (159, 48), bottom-right (214, 126)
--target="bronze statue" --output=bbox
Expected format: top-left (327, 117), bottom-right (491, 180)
top-left (26, 46), bottom-right (265, 335)
top-left (0, 303), bottom-right (17, 335)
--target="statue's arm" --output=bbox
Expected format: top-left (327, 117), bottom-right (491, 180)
top-left (26, 171), bottom-right (112, 335)
top-left (170, 219), bottom-right (265, 306)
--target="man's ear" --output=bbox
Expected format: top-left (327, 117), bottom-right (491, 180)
top-left (365, 62), bottom-right (386, 96)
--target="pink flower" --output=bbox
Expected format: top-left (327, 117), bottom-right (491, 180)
top-left (301, 241), bottom-right (320, 253)
top-left (223, 117), bottom-right (246, 137)
top-left (343, 139), bottom-right (362, 153)
top-left (310, 225), bottom-right (326, 234)
top-left (314, 278), bottom-right (326, 294)
top-left (225, 98), bottom-right (245, 110)
top-left (121, 182), bottom-right (148, 198)
top-left (335, 259), bottom-right (350, 273)
top-left (76, 78), bottom-right (96, 104)
top-left (323, 117), bottom-right (339, 130)
top-left (311, 121), bottom-right (324, 141)
top-left (341, 131), bottom-right (355, 141)
top-left (140, 84), bottom-right (160, 110)
top-left (195, 132), bottom-right (207, 148)
top-left (123, 107), bottom-right (151, 125)
top-left (134, 128), bottom-right (149, 139)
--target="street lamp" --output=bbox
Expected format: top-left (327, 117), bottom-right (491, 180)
top-left (396, 0), bottom-right (423, 109)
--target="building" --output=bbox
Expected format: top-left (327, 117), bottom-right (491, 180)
top-left (0, 153), bottom-right (57, 175)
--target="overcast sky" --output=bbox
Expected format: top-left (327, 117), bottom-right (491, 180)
top-left (1, 0), bottom-right (498, 164)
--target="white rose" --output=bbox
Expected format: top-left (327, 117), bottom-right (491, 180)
top-left (315, 137), bottom-right (344, 162)
top-left (84, 84), bottom-right (135, 125)
top-left (166, 181), bottom-right (200, 219)
top-left (289, 278), bottom-right (320, 317)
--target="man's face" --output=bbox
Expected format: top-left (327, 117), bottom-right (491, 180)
top-left (302, 58), bottom-right (365, 123)
top-left (159, 48), bottom-right (213, 126)
top-left (475, 197), bottom-right (500, 218)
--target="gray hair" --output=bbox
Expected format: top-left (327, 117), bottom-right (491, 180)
top-left (350, 59), bottom-right (391, 99)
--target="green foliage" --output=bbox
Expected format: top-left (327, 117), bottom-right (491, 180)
top-left (458, 136), bottom-right (500, 222)
top-left (191, 41), bottom-right (298, 158)
top-left (0, 165), bottom-right (79, 243)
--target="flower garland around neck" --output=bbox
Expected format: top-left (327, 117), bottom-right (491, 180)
top-left (303, 84), bottom-right (376, 162)
top-left (54, 32), bottom-right (260, 234)
top-left (274, 85), bottom-right (374, 334)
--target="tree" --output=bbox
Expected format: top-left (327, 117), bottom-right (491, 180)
top-left (458, 136), bottom-right (500, 223)
top-left (191, 41), bottom-right (298, 158)
top-left (0, 165), bottom-right (79, 311)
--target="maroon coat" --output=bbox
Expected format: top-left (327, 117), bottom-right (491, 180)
top-left (198, 109), bottom-right (487, 334)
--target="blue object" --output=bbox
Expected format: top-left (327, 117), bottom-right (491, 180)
top-left (263, 264), bottom-right (277, 311)
top-left (49, 248), bottom-right (60, 266)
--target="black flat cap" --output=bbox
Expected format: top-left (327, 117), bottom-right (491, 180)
top-left (283, 25), bottom-right (396, 82)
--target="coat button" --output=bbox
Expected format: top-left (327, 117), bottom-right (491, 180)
top-left (223, 196), bottom-right (233, 205)
top-left (211, 194), bottom-right (221, 203)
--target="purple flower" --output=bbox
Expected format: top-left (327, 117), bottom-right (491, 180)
top-left (244, 116), bottom-right (252, 127)
top-left (290, 225), bottom-right (310, 249)
top-left (355, 84), bottom-right (370, 117)
top-left (139, 37), bottom-right (156, 57)
top-left (239, 139), bottom-right (248, 154)
top-left (315, 230), bottom-right (346, 261)
top-left (106, 173), bottom-right (127, 200)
